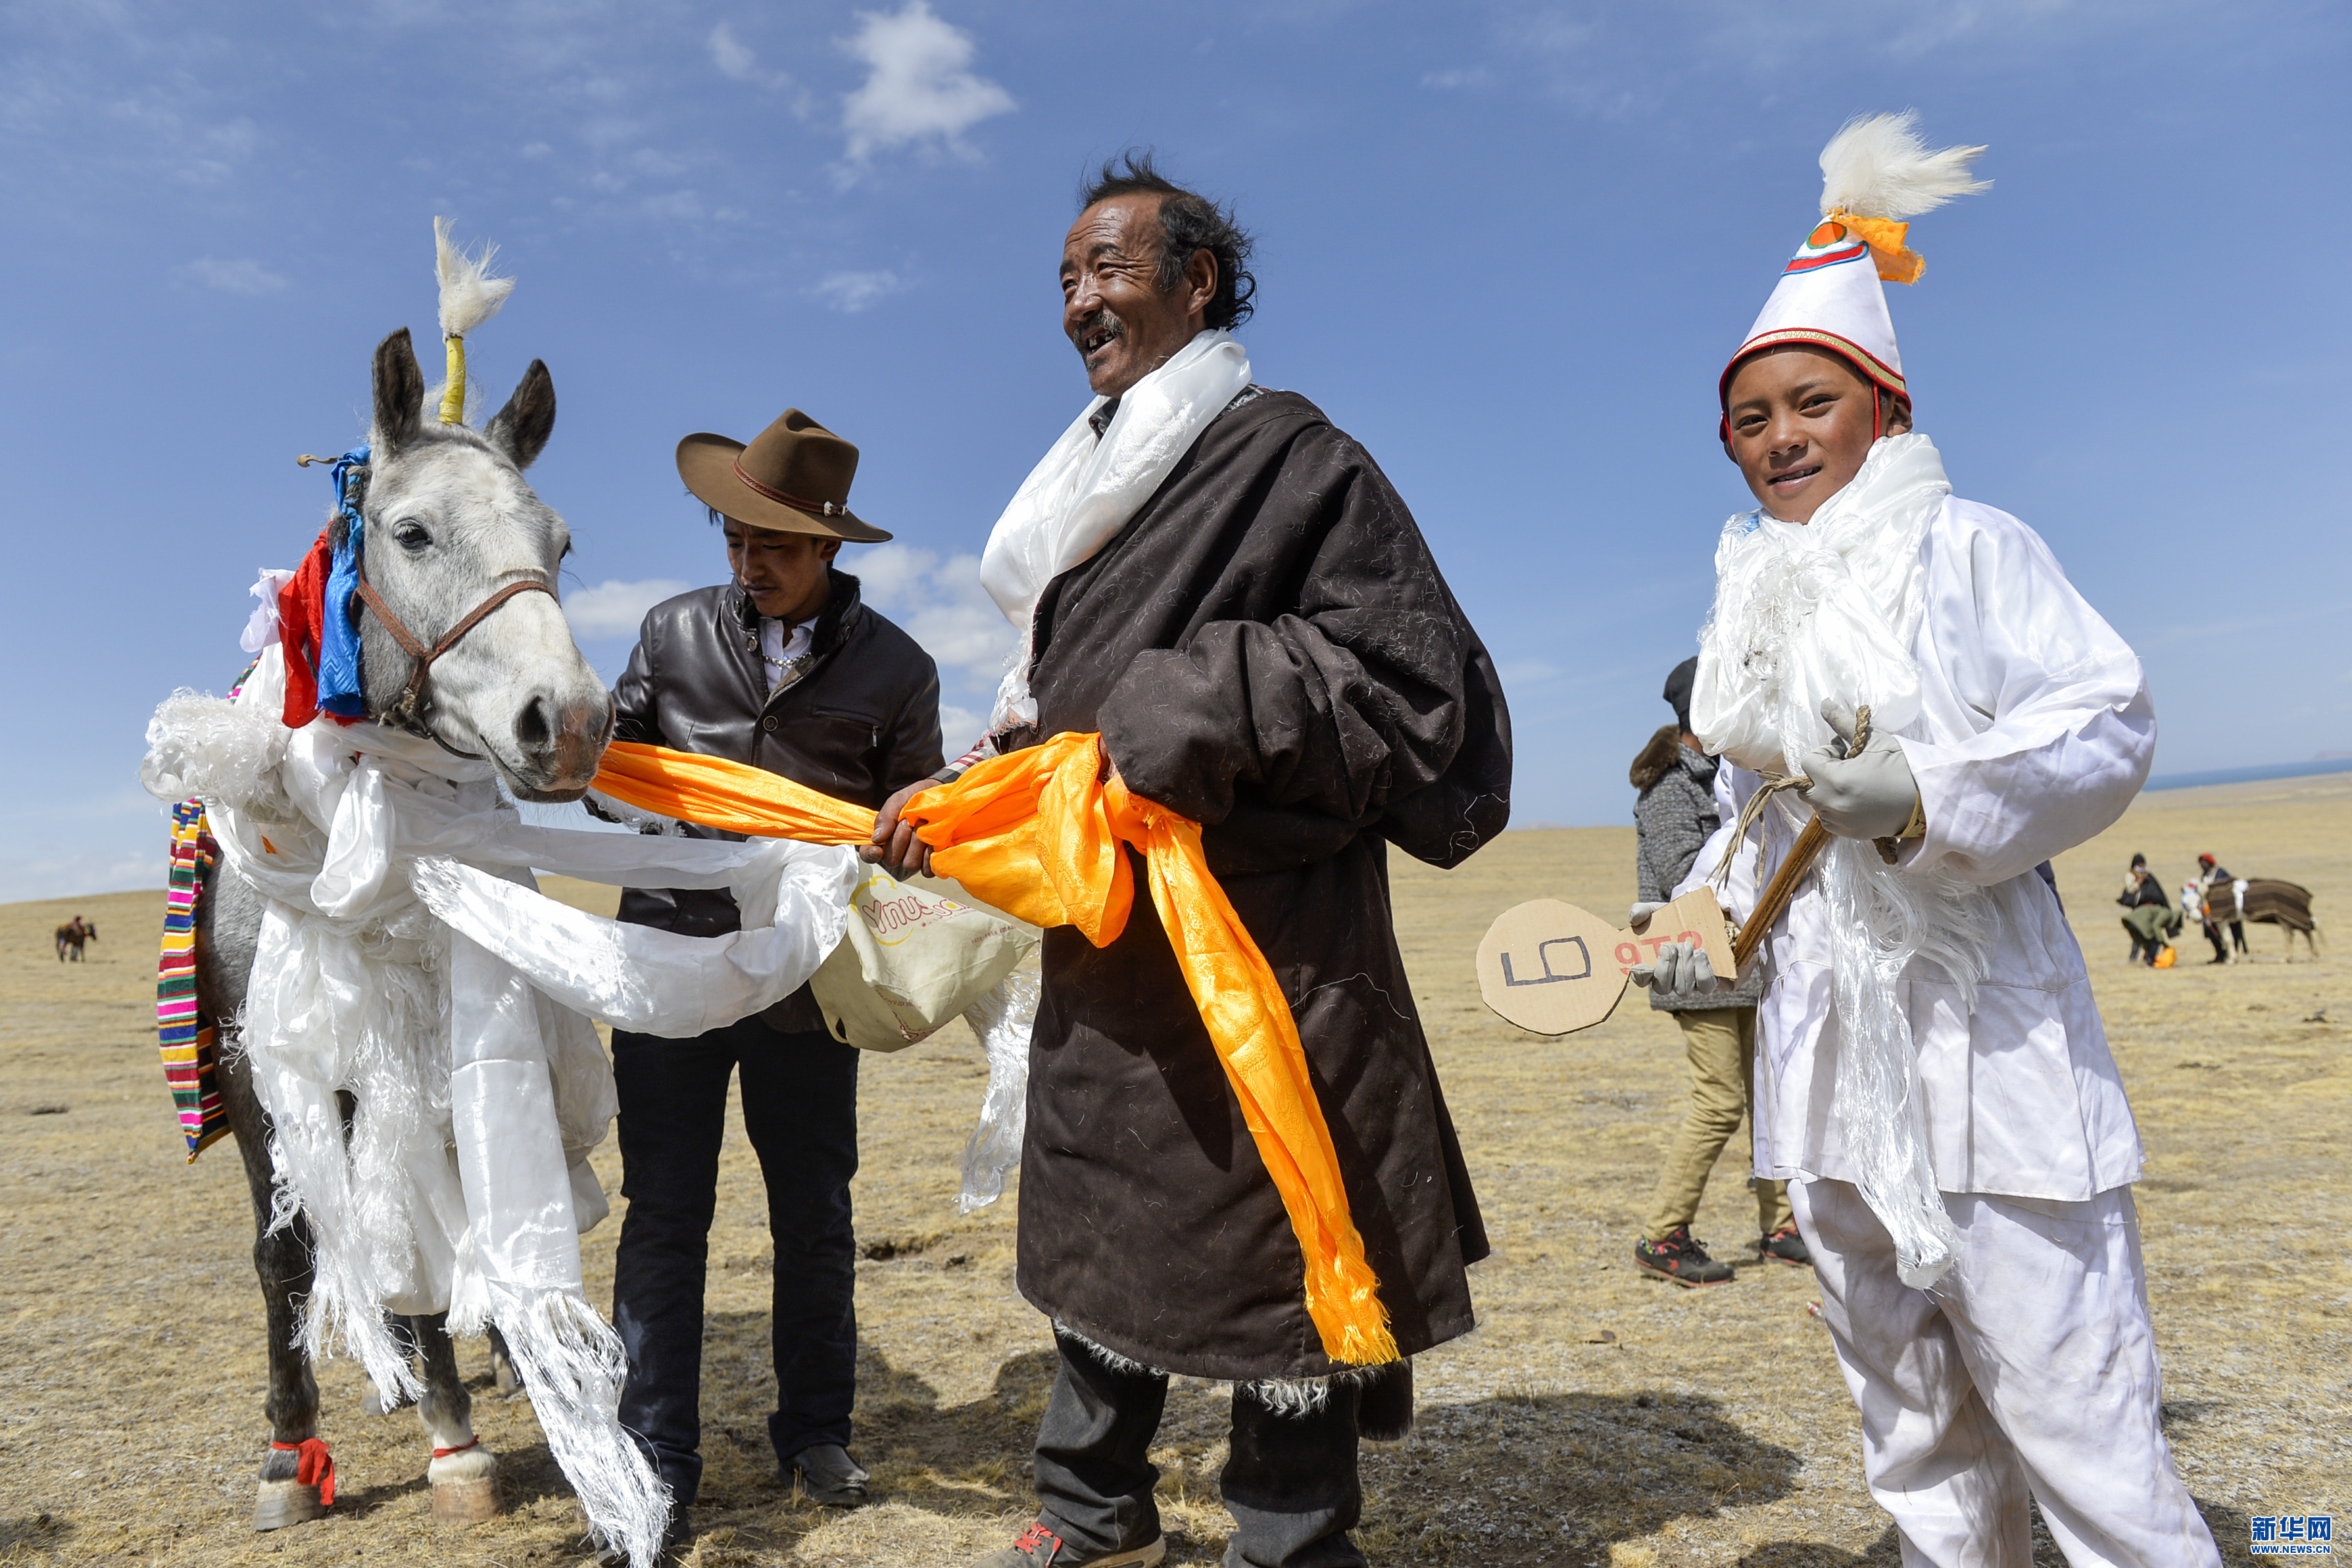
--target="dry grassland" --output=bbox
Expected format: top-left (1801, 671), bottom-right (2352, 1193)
top-left (2, 775), bottom-right (2346, 1567)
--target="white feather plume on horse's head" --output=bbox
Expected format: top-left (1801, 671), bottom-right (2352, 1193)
top-left (433, 216), bottom-right (514, 338)
top-left (1819, 112), bottom-right (1989, 220)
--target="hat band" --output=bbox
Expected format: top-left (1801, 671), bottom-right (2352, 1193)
top-left (731, 458), bottom-right (848, 518)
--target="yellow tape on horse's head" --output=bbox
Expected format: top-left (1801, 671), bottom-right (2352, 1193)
top-left (439, 334), bottom-right (466, 425)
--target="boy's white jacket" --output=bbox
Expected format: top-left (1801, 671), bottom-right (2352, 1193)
top-left (1678, 495), bottom-right (2155, 1201)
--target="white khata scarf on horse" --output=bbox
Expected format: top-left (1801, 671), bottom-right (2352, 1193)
top-left (145, 647), bottom-right (856, 1567)
top-left (1693, 432), bottom-right (1995, 1288)
top-left (978, 327), bottom-right (1250, 734)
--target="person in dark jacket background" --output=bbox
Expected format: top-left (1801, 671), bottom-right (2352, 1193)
top-left (605, 408), bottom-right (943, 1520)
top-left (2117, 852), bottom-right (2180, 966)
top-left (1628, 658), bottom-right (1805, 1286)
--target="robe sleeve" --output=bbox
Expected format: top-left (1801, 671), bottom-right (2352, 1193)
top-left (1896, 504), bottom-right (2155, 887)
top-left (1094, 426), bottom-right (1494, 850)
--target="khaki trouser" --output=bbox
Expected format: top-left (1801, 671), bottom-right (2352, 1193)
top-left (1643, 1007), bottom-right (1791, 1244)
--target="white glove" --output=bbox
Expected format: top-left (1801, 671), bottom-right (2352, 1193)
top-left (1801, 698), bottom-right (1920, 841)
top-left (1629, 901), bottom-right (1666, 923)
top-left (1629, 939), bottom-right (1715, 996)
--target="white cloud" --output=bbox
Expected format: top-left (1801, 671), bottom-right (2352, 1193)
top-left (564, 577), bottom-right (689, 637)
top-left (937, 703), bottom-right (985, 750)
top-left (811, 269), bottom-right (902, 312)
top-left (845, 542), bottom-right (1016, 684)
top-left (837, 1), bottom-right (1014, 174)
top-left (183, 257), bottom-right (287, 295)
top-left (709, 20), bottom-right (802, 103)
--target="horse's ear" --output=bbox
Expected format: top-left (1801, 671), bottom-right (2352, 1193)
top-left (487, 360), bottom-right (555, 471)
top-left (372, 328), bottom-right (426, 454)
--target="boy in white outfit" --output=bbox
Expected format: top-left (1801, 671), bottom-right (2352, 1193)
top-left (1642, 115), bottom-right (2220, 1567)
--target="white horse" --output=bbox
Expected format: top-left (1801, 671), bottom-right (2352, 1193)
top-left (192, 326), bottom-right (614, 1530)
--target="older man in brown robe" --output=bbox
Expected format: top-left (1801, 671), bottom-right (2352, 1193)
top-left (870, 153), bottom-right (1510, 1568)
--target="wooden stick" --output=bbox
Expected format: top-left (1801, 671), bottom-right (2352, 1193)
top-left (1732, 816), bottom-right (1828, 971)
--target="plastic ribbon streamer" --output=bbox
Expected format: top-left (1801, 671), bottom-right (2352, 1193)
top-left (588, 733), bottom-right (1401, 1366)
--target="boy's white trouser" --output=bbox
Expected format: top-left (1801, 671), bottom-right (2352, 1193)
top-left (1791, 1179), bottom-right (2222, 1568)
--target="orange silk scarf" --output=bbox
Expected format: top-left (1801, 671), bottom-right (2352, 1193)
top-left (589, 735), bottom-right (1398, 1365)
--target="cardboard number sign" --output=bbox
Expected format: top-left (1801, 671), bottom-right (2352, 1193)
top-left (1475, 887), bottom-right (1738, 1037)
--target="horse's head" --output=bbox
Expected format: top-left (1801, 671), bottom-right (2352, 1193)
top-left (355, 328), bottom-right (612, 802)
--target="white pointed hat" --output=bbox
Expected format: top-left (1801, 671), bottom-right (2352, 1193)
top-left (1721, 113), bottom-right (1989, 408)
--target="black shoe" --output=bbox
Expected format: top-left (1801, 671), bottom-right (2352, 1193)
top-left (785, 1442), bottom-right (870, 1507)
top-left (1634, 1227), bottom-right (1734, 1286)
top-left (1758, 1225), bottom-right (1813, 1267)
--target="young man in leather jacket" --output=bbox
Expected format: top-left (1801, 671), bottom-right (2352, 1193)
top-left (605, 408), bottom-right (943, 1520)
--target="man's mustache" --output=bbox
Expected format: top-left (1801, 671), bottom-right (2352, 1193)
top-left (1072, 310), bottom-right (1123, 352)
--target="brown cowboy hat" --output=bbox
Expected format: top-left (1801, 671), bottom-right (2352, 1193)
top-left (676, 408), bottom-right (891, 542)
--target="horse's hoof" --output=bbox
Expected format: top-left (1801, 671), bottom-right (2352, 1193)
top-left (253, 1479), bottom-right (326, 1531)
top-left (429, 1446), bottom-right (502, 1525)
top-left (431, 1475), bottom-right (502, 1524)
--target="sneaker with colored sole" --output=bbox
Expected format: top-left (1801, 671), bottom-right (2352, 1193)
top-left (969, 1521), bottom-right (1167, 1568)
top-left (1757, 1225), bottom-right (1813, 1267)
top-left (1634, 1226), bottom-right (1734, 1286)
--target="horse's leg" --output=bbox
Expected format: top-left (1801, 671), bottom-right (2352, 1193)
top-left (486, 1322), bottom-right (524, 1396)
top-left (221, 1046), bottom-right (330, 1530)
top-left (408, 1312), bottom-right (502, 1523)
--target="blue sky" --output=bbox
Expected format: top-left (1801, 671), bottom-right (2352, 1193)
top-left (2, 1), bottom-right (2345, 900)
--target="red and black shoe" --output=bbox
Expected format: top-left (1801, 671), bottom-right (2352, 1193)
top-left (1633, 1226), bottom-right (1734, 1286)
top-left (969, 1521), bottom-right (1167, 1568)
top-left (1758, 1225), bottom-right (1813, 1267)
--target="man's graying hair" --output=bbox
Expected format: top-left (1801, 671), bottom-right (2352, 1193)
top-left (1079, 151), bottom-right (1257, 331)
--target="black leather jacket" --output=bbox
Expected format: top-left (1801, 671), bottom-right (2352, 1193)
top-left (610, 570), bottom-right (943, 1027)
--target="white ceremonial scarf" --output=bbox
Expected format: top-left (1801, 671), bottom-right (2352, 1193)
top-left (1692, 434), bottom-right (1994, 1290)
top-left (141, 649), bottom-right (859, 1568)
top-left (978, 328), bottom-right (1252, 733)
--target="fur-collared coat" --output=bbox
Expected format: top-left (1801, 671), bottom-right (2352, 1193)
top-left (1001, 388), bottom-right (1511, 1381)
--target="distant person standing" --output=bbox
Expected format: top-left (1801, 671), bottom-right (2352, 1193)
top-left (2195, 854), bottom-right (2249, 962)
top-left (1628, 658), bottom-right (1805, 1286)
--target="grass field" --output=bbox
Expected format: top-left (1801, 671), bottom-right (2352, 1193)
top-left (1, 773), bottom-right (2345, 1565)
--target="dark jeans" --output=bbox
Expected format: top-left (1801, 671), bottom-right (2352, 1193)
top-left (610, 1015), bottom-right (860, 1505)
top-left (1035, 1331), bottom-right (1365, 1568)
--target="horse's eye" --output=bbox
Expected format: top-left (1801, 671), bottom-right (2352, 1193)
top-left (393, 520), bottom-right (431, 549)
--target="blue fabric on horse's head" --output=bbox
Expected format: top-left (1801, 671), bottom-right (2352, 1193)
top-left (318, 445), bottom-right (372, 719)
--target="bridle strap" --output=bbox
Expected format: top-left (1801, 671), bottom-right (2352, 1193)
top-left (352, 568), bottom-right (557, 737)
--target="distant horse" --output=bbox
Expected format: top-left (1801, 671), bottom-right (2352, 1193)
top-left (54, 918), bottom-right (94, 962)
top-left (2205, 877), bottom-right (2322, 960)
top-left (193, 328), bottom-right (610, 1530)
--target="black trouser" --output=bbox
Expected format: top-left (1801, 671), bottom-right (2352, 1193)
top-left (2204, 921), bottom-right (2230, 962)
top-left (610, 1015), bottom-right (860, 1505)
top-left (1035, 1331), bottom-right (1365, 1568)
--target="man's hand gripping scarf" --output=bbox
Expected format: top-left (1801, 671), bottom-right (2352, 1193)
top-left (591, 732), bottom-right (1402, 1366)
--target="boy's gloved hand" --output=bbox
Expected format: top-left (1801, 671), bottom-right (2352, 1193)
top-left (1801, 698), bottom-right (1921, 841)
top-left (1629, 940), bottom-right (1715, 996)
top-left (1629, 900), bottom-right (1666, 923)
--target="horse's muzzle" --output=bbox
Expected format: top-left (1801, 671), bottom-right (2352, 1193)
top-left (506, 690), bottom-right (613, 802)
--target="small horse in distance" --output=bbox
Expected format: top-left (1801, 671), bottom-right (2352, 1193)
top-left (193, 328), bottom-right (614, 1530)
top-left (55, 917), bottom-right (95, 961)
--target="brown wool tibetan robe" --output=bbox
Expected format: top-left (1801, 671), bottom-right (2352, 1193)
top-left (1004, 387), bottom-right (1512, 1381)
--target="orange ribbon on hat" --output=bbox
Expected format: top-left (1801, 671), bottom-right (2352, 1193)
top-left (1828, 212), bottom-right (1927, 285)
top-left (588, 735), bottom-right (1400, 1366)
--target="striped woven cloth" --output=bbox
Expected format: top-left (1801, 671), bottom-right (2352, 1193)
top-left (159, 800), bottom-right (228, 1162)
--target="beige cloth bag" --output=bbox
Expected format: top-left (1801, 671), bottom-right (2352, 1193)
top-left (810, 868), bottom-right (1039, 1052)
